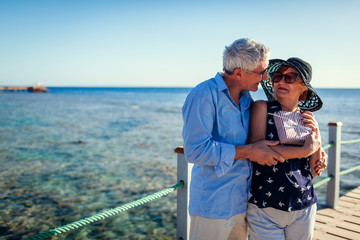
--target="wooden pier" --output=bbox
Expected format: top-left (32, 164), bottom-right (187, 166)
top-left (0, 85), bottom-right (48, 92)
top-left (313, 186), bottom-right (360, 240)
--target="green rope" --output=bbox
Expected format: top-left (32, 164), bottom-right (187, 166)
top-left (322, 139), bottom-right (360, 151)
top-left (313, 164), bottom-right (360, 189)
top-left (313, 176), bottom-right (332, 189)
top-left (341, 139), bottom-right (360, 145)
top-left (340, 164), bottom-right (360, 176)
top-left (25, 182), bottom-right (184, 240)
top-left (323, 142), bottom-right (334, 150)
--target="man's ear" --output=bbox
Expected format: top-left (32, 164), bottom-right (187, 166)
top-left (233, 68), bottom-right (242, 77)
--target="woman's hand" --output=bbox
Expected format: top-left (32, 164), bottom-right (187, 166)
top-left (300, 111), bottom-right (320, 138)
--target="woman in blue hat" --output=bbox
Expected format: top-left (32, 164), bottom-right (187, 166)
top-left (247, 57), bottom-right (326, 240)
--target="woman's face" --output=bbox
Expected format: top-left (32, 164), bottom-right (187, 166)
top-left (272, 67), bottom-right (308, 101)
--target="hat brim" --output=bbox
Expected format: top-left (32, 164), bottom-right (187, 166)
top-left (261, 59), bottom-right (323, 112)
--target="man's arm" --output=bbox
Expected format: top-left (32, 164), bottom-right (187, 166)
top-left (182, 88), bottom-right (235, 174)
top-left (248, 101), bottom-right (320, 165)
top-left (301, 111), bottom-right (327, 176)
top-left (270, 132), bottom-right (321, 159)
top-left (245, 100), bottom-right (286, 165)
top-left (235, 140), bottom-right (284, 166)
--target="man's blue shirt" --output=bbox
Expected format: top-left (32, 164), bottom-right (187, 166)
top-left (182, 73), bottom-right (253, 219)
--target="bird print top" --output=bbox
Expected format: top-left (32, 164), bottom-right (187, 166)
top-left (248, 101), bottom-right (317, 212)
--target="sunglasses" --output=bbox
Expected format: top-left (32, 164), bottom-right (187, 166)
top-left (271, 72), bottom-right (299, 84)
top-left (245, 68), bottom-right (268, 78)
top-left (224, 68), bottom-right (268, 77)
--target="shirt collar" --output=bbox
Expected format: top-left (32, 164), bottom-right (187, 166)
top-left (215, 72), bottom-right (228, 92)
top-left (215, 72), bottom-right (251, 97)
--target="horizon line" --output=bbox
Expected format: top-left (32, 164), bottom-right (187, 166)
top-left (1, 85), bottom-right (360, 89)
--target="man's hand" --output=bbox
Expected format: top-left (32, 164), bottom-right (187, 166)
top-left (314, 149), bottom-right (328, 176)
top-left (303, 132), bottom-right (322, 156)
top-left (247, 140), bottom-right (285, 166)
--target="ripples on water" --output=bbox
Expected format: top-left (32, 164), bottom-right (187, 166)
top-left (0, 88), bottom-right (187, 239)
top-left (0, 87), bottom-right (359, 239)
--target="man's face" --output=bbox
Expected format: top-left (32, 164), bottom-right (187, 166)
top-left (244, 59), bottom-right (269, 92)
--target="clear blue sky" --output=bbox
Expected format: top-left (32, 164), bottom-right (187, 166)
top-left (1, 0), bottom-right (359, 88)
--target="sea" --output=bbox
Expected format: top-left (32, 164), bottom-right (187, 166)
top-left (0, 87), bottom-right (359, 240)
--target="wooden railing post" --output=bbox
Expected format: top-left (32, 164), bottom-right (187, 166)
top-left (175, 147), bottom-right (192, 240)
top-left (326, 122), bottom-right (343, 208)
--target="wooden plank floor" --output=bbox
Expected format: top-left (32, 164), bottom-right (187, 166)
top-left (313, 186), bottom-right (360, 240)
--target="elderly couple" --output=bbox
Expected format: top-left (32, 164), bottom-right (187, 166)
top-left (182, 38), bottom-right (327, 240)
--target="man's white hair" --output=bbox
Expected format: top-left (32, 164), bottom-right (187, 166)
top-left (223, 38), bottom-right (270, 74)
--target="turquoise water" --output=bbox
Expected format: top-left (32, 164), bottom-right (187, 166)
top-left (1, 87), bottom-right (359, 239)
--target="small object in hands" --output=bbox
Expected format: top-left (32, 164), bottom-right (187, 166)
top-left (270, 111), bottom-right (312, 146)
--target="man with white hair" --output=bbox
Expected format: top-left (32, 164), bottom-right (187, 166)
top-left (182, 38), bottom-right (322, 239)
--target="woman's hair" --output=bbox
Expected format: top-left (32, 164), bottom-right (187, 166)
top-left (223, 38), bottom-right (270, 74)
